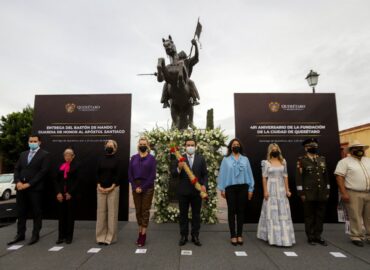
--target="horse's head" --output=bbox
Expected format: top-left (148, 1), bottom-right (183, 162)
top-left (162, 35), bottom-right (177, 57)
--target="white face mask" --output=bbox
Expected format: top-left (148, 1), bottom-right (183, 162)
top-left (186, 146), bottom-right (195, 155)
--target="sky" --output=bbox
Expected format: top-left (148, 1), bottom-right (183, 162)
top-left (1, 0), bottom-right (369, 153)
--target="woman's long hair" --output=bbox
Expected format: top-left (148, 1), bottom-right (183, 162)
top-left (226, 138), bottom-right (245, 156)
top-left (266, 143), bottom-right (285, 164)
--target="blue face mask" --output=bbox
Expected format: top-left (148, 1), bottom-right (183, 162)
top-left (29, 143), bottom-right (39, 150)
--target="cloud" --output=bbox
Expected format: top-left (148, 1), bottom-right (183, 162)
top-left (1, 0), bottom-right (370, 155)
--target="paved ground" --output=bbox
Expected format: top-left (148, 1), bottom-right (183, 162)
top-left (128, 189), bottom-right (228, 223)
top-left (1, 221), bottom-right (369, 270)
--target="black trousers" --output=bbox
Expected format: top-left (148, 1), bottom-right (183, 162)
top-left (16, 190), bottom-right (43, 237)
top-left (178, 193), bottom-right (202, 237)
top-left (303, 200), bottom-right (327, 240)
top-left (225, 184), bottom-right (248, 238)
top-left (58, 199), bottom-right (76, 240)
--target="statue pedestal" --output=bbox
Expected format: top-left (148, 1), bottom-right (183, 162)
top-left (143, 128), bottom-right (227, 224)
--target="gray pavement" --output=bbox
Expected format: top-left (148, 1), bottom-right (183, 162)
top-left (0, 221), bottom-right (369, 270)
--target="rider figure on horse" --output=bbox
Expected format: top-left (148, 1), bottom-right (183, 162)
top-left (159, 38), bottom-right (200, 108)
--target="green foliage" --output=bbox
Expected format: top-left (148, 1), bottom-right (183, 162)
top-left (143, 127), bottom-right (227, 224)
top-left (0, 106), bottom-right (34, 172)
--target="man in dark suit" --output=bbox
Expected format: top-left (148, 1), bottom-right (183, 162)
top-left (171, 138), bottom-right (208, 246)
top-left (7, 134), bottom-right (50, 246)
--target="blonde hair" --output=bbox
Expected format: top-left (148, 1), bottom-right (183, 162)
top-left (137, 137), bottom-right (151, 152)
top-left (105, 139), bottom-right (118, 153)
top-left (266, 143), bottom-right (285, 164)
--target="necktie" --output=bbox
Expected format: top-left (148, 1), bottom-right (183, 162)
top-left (188, 155), bottom-right (193, 169)
top-left (28, 151), bottom-right (36, 164)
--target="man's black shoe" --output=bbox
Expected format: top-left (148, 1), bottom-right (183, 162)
top-left (315, 238), bottom-right (328, 246)
top-left (307, 239), bottom-right (316, 245)
top-left (179, 236), bottom-right (188, 246)
top-left (55, 239), bottom-right (64, 244)
top-left (7, 235), bottom-right (25, 246)
top-left (28, 235), bottom-right (39, 245)
top-left (191, 235), bottom-right (202, 246)
top-left (65, 239), bottom-right (72, 244)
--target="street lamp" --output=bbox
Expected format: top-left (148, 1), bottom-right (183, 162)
top-left (305, 70), bottom-right (319, 94)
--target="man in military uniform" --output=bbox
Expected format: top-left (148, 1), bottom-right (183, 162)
top-left (296, 138), bottom-right (330, 246)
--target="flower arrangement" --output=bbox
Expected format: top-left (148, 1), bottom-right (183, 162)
top-left (143, 127), bottom-right (227, 224)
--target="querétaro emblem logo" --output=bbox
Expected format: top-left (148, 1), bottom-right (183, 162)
top-left (269, 102), bottom-right (280, 112)
top-left (65, 103), bottom-right (76, 113)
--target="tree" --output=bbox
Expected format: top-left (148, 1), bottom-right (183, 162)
top-left (0, 106), bottom-right (33, 172)
top-left (206, 108), bottom-right (214, 130)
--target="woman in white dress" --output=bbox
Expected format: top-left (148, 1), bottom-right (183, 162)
top-left (257, 143), bottom-right (295, 247)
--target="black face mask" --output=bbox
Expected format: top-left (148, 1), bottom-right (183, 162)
top-left (105, 147), bottom-right (114, 154)
top-left (306, 147), bottom-right (318, 154)
top-left (271, 151), bottom-right (280, 158)
top-left (139, 146), bottom-right (148, 153)
top-left (232, 146), bottom-right (240, 154)
top-left (352, 150), bottom-right (364, 157)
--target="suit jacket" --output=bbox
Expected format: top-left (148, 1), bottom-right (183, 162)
top-left (14, 148), bottom-right (50, 192)
top-left (171, 153), bottom-right (208, 196)
top-left (53, 160), bottom-right (80, 196)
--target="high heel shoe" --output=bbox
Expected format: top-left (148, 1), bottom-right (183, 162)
top-left (231, 238), bottom-right (237, 246)
top-left (237, 237), bottom-right (244, 245)
top-left (138, 233), bottom-right (146, 247)
top-left (136, 232), bottom-right (142, 245)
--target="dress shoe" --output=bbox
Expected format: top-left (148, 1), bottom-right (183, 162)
top-left (97, 242), bottom-right (105, 245)
top-left (7, 235), bottom-right (25, 245)
top-left (352, 240), bottom-right (364, 247)
top-left (315, 238), bottom-right (328, 246)
top-left (230, 240), bottom-right (237, 246)
top-left (65, 239), bottom-right (72, 244)
top-left (191, 235), bottom-right (202, 246)
top-left (55, 239), bottom-right (65, 244)
top-left (28, 235), bottom-right (39, 245)
top-left (179, 236), bottom-right (188, 246)
top-left (307, 239), bottom-right (316, 245)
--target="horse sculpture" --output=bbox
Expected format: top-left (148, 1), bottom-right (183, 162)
top-left (157, 35), bottom-right (199, 130)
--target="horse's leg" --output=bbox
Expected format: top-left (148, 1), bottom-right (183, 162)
top-left (170, 105), bottom-right (179, 130)
top-left (188, 105), bottom-right (195, 129)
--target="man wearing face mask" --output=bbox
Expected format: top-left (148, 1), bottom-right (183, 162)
top-left (296, 138), bottom-right (330, 246)
top-left (335, 140), bottom-right (370, 247)
top-left (8, 134), bottom-right (50, 246)
top-left (171, 138), bottom-right (208, 246)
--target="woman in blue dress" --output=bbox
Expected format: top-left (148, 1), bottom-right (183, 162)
top-left (257, 143), bottom-right (295, 247)
top-left (218, 138), bottom-right (255, 246)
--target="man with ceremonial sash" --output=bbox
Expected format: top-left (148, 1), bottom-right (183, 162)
top-left (171, 138), bottom-right (208, 246)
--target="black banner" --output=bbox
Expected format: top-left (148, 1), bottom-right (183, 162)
top-left (235, 93), bottom-right (341, 223)
top-left (32, 94), bottom-right (131, 221)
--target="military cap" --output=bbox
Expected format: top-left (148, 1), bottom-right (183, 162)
top-left (302, 138), bottom-right (318, 146)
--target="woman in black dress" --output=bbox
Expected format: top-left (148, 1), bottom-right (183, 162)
top-left (54, 147), bottom-right (80, 244)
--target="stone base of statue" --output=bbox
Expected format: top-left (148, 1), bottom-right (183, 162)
top-left (143, 127), bottom-right (227, 224)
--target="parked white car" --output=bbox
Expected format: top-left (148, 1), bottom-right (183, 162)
top-left (0, 174), bottom-right (16, 200)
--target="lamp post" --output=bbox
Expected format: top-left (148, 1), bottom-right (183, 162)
top-left (305, 70), bottom-right (319, 94)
